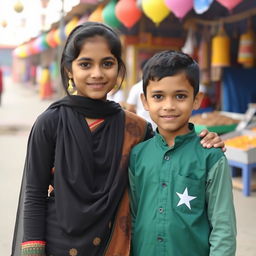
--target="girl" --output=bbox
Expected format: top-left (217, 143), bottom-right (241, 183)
top-left (11, 22), bottom-right (224, 256)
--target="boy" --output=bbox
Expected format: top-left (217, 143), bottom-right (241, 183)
top-left (128, 50), bottom-right (236, 256)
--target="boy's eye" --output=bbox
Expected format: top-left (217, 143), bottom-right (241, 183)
top-left (176, 94), bottom-right (187, 100)
top-left (102, 61), bottom-right (114, 68)
top-left (152, 94), bottom-right (163, 100)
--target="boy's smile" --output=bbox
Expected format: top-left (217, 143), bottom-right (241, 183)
top-left (141, 73), bottom-right (202, 145)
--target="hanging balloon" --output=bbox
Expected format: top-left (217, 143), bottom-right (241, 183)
top-left (1, 20), bottom-right (7, 28)
top-left (28, 39), bottom-right (40, 55)
top-left (34, 34), bottom-right (49, 52)
top-left (13, 0), bottom-right (24, 13)
top-left (216, 0), bottom-right (242, 12)
top-left (165, 0), bottom-right (193, 19)
top-left (102, 0), bottom-right (121, 28)
top-left (78, 14), bottom-right (89, 25)
top-left (115, 0), bottom-right (142, 28)
top-left (65, 16), bottom-right (79, 37)
top-left (211, 27), bottom-right (231, 67)
top-left (194, 0), bottom-right (214, 14)
top-left (15, 45), bottom-right (29, 58)
top-left (142, 0), bottom-right (170, 25)
top-left (53, 26), bottom-right (66, 46)
top-left (88, 4), bottom-right (104, 22)
top-left (46, 29), bottom-right (59, 48)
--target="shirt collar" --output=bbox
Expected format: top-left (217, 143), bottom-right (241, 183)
top-left (154, 123), bottom-right (196, 150)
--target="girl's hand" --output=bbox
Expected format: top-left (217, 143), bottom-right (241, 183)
top-left (199, 129), bottom-right (226, 152)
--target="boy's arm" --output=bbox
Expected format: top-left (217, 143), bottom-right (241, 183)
top-left (206, 156), bottom-right (237, 256)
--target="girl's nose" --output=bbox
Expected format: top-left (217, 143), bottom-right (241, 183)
top-left (91, 65), bottom-right (103, 79)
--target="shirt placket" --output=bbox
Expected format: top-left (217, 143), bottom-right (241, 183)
top-left (156, 148), bottom-right (171, 255)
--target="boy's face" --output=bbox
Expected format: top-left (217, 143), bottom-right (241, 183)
top-left (141, 73), bottom-right (202, 140)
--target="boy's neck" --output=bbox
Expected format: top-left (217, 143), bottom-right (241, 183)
top-left (158, 124), bottom-right (191, 147)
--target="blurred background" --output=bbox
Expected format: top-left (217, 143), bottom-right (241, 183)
top-left (0, 0), bottom-right (256, 255)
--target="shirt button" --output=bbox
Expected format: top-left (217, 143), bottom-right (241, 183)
top-left (164, 155), bottom-right (170, 160)
top-left (159, 208), bottom-right (164, 213)
top-left (157, 236), bottom-right (164, 242)
top-left (161, 182), bottom-right (167, 187)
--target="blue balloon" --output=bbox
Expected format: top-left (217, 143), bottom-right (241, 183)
top-left (194, 0), bottom-right (214, 14)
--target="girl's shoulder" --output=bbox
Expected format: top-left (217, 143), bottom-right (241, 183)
top-left (31, 108), bottom-right (59, 137)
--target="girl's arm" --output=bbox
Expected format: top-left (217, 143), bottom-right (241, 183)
top-left (21, 111), bottom-right (56, 255)
top-left (199, 130), bottom-right (226, 152)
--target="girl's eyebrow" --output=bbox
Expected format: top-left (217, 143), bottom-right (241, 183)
top-left (76, 56), bottom-right (116, 62)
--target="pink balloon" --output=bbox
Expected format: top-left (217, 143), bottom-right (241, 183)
top-left (165, 0), bottom-right (193, 19)
top-left (216, 0), bottom-right (242, 11)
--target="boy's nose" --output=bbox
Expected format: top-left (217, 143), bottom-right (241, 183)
top-left (163, 99), bottom-right (175, 111)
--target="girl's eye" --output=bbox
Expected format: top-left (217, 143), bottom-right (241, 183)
top-left (102, 61), bottom-right (114, 68)
top-left (79, 62), bottom-right (90, 68)
top-left (152, 94), bottom-right (163, 100)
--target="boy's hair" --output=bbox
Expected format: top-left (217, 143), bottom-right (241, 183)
top-left (142, 50), bottom-right (199, 97)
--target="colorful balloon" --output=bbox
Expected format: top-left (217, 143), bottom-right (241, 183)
top-left (46, 29), bottom-right (59, 48)
top-left (65, 16), bottom-right (79, 36)
top-left (102, 0), bottom-right (121, 28)
top-left (115, 0), bottom-right (142, 28)
top-left (165, 0), bottom-right (193, 19)
top-left (88, 4), bottom-right (104, 22)
top-left (216, 0), bottom-right (243, 11)
top-left (194, 0), bottom-right (214, 14)
top-left (142, 0), bottom-right (170, 25)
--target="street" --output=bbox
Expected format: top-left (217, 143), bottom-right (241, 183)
top-left (0, 76), bottom-right (256, 255)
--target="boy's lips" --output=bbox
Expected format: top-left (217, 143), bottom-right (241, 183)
top-left (160, 114), bottom-right (179, 120)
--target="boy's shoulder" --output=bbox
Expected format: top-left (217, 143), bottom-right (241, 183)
top-left (191, 135), bottom-right (226, 168)
top-left (131, 135), bottom-right (155, 155)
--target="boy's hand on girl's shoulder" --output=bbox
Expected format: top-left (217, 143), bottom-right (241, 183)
top-left (199, 129), bottom-right (226, 152)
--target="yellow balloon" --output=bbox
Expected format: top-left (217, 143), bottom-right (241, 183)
top-left (65, 17), bottom-right (79, 36)
top-left (88, 4), bottom-right (104, 22)
top-left (142, 0), bottom-right (170, 25)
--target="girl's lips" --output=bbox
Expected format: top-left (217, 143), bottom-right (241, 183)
top-left (87, 82), bottom-right (107, 89)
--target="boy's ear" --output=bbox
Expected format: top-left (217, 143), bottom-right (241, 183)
top-left (140, 93), bottom-right (149, 111)
top-left (193, 92), bottom-right (204, 110)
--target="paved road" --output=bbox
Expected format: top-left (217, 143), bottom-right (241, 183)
top-left (0, 76), bottom-right (256, 255)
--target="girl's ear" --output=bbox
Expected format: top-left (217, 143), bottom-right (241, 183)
top-left (140, 93), bottom-right (149, 111)
top-left (193, 92), bottom-right (204, 110)
top-left (64, 67), bottom-right (72, 78)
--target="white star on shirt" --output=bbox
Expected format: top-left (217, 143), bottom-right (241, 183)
top-left (176, 187), bottom-right (196, 210)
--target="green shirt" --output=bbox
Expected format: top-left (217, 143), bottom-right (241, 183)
top-left (129, 126), bottom-right (236, 256)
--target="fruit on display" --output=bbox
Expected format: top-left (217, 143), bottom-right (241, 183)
top-left (189, 111), bottom-right (240, 126)
top-left (225, 135), bottom-right (256, 150)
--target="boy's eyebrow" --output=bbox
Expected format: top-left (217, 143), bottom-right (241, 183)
top-left (150, 89), bottom-right (189, 94)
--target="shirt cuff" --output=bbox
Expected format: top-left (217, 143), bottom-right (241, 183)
top-left (21, 241), bottom-right (46, 256)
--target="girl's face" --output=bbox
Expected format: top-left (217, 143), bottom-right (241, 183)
top-left (70, 36), bottom-right (119, 100)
